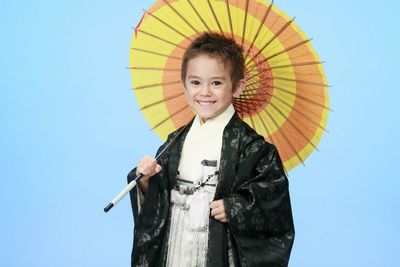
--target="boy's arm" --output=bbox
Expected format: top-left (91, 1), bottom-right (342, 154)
top-left (222, 143), bottom-right (294, 266)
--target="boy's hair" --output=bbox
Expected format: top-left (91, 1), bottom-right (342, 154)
top-left (181, 32), bottom-right (245, 87)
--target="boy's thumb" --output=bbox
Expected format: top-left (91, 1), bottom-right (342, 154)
top-left (155, 164), bottom-right (162, 173)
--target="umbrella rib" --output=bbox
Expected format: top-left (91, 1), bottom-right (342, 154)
top-left (133, 80), bottom-right (181, 90)
top-left (269, 76), bottom-right (329, 87)
top-left (266, 61), bottom-right (324, 70)
top-left (130, 47), bottom-right (182, 60)
top-left (241, 0), bottom-right (250, 46)
top-left (207, 0), bottom-right (224, 35)
top-left (245, 17), bottom-right (295, 68)
top-left (244, 0), bottom-right (274, 58)
top-left (250, 84), bottom-right (331, 111)
top-left (244, 86), bottom-right (330, 122)
top-left (235, 97), bottom-right (267, 104)
top-left (261, 108), bottom-right (305, 165)
top-left (128, 67), bottom-right (180, 72)
top-left (134, 29), bottom-right (186, 49)
top-left (245, 61), bottom-right (323, 82)
top-left (225, 0), bottom-right (234, 38)
top-left (237, 88), bottom-right (260, 111)
top-left (258, 90), bottom-right (329, 132)
top-left (254, 111), bottom-right (287, 164)
top-left (246, 38), bottom-right (313, 75)
top-left (233, 100), bottom-right (258, 113)
top-left (143, 9), bottom-right (193, 41)
top-left (187, 0), bottom-right (211, 32)
top-left (237, 91), bottom-right (269, 98)
top-left (140, 92), bottom-right (185, 110)
top-left (245, 76), bottom-right (327, 98)
top-left (268, 100), bottom-right (319, 151)
top-left (152, 104), bottom-right (191, 130)
top-left (163, 0), bottom-right (199, 34)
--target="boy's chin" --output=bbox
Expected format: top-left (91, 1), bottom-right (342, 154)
top-left (198, 112), bottom-right (219, 122)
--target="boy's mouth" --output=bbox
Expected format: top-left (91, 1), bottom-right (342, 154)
top-left (197, 100), bottom-right (216, 106)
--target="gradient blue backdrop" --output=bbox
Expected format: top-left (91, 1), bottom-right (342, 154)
top-left (1, 1), bottom-right (398, 266)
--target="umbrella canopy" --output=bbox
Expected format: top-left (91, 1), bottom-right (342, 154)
top-left (129, 0), bottom-right (330, 172)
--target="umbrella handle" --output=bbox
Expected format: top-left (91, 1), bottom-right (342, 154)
top-left (103, 173), bottom-right (143, 213)
top-left (103, 123), bottom-right (190, 213)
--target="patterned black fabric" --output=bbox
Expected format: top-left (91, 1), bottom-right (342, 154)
top-left (128, 114), bottom-right (295, 267)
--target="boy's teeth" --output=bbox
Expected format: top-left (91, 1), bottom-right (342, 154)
top-left (198, 101), bottom-right (214, 105)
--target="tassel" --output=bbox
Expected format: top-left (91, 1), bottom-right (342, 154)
top-left (189, 191), bottom-right (210, 231)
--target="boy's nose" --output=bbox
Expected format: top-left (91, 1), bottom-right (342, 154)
top-left (199, 84), bottom-right (211, 96)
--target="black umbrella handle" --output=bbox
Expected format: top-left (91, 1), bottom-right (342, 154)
top-left (103, 124), bottom-right (189, 213)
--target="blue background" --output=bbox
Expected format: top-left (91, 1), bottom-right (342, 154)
top-left (1, 0), bottom-right (398, 266)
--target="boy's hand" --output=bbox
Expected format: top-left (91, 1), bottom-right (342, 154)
top-left (210, 199), bottom-right (228, 223)
top-left (136, 156), bottom-right (162, 193)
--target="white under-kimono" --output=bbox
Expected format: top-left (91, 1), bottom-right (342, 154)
top-left (166, 105), bottom-right (235, 267)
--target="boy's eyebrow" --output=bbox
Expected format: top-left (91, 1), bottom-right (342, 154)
top-left (187, 75), bottom-right (227, 80)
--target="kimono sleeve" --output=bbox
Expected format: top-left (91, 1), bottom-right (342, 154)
top-left (127, 133), bottom-right (171, 223)
top-left (223, 142), bottom-right (295, 266)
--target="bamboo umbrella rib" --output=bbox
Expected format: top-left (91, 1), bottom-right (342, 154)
top-left (128, 67), bottom-right (181, 72)
top-left (255, 111), bottom-right (287, 164)
top-left (236, 92), bottom-right (269, 98)
top-left (130, 47), bottom-right (182, 60)
top-left (232, 102), bottom-right (246, 114)
top-left (262, 108), bottom-right (305, 165)
top-left (245, 79), bottom-right (264, 88)
top-left (207, 0), bottom-right (224, 35)
top-left (134, 29), bottom-right (187, 49)
top-left (234, 98), bottom-right (260, 110)
top-left (241, 0), bottom-right (250, 46)
top-left (244, 0), bottom-right (274, 58)
top-left (225, 0), bottom-right (234, 38)
top-left (260, 90), bottom-right (329, 132)
top-left (152, 104), bottom-right (191, 130)
top-left (234, 97), bottom-right (267, 104)
top-left (266, 61), bottom-right (324, 70)
top-left (269, 76), bottom-right (329, 87)
top-left (239, 87), bottom-right (259, 110)
top-left (133, 80), bottom-right (181, 90)
top-left (246, 38), bottom-right (312, 75)
top-left (234, 100), bottom-right (258, 113)
top-left (246, 85), bottom-right (331, 120)
top-left (271, 85), bottom-right (331, 111)
top-left (245, 77), bottom-right (326, 99)
top-left (140, 92), bottom-right (185, 110)
top-left (245, 61), bottom-right (323, 82)
top-left (188, 0), bottom-right (211, 32)
top-left (265, 38), bottom-right (312, 62)
top-left (143, 9), bottom-right (193, 41)
top-left (245, 84), bottom-right (330, 111)
top-left (245, 18), bottom-right (295, 68)
top-left (268, 100), bottom-right (319, 151)
top-left (233, 102), bottom-right (249, 115)
top-left (162, 0), bottom-right (199, 34)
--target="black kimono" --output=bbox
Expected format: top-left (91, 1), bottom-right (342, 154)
top-left (128, 113), bottom-right (295, 267)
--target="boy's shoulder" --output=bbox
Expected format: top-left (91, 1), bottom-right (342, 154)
top-left (225, 114), bottom-right (276, 152)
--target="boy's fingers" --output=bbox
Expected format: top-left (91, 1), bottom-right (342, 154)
top-left (210, 199), bottom-right (224, 209)
top-left (214, 213), bottom-right (228, 222)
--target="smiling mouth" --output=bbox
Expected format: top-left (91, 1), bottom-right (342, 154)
top-left (197, 100), bottom-right (216, 106)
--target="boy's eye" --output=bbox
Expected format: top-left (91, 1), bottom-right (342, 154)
top-left (190, 80), bottom-right (201, 85)
top-left (212, 81), bottom-right (222, 86)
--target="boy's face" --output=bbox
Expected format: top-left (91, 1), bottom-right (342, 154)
top-left (184, 54), bottom-right (244, 122)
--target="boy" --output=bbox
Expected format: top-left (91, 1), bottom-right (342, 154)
top-left (128, 32), bottom-right (294, 267)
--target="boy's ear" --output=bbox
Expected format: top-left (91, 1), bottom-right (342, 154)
top-left (233, 79), bottom-right (245, 98)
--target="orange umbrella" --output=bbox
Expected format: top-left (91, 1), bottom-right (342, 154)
top-left (129, 0), bottom-right (330, 172)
